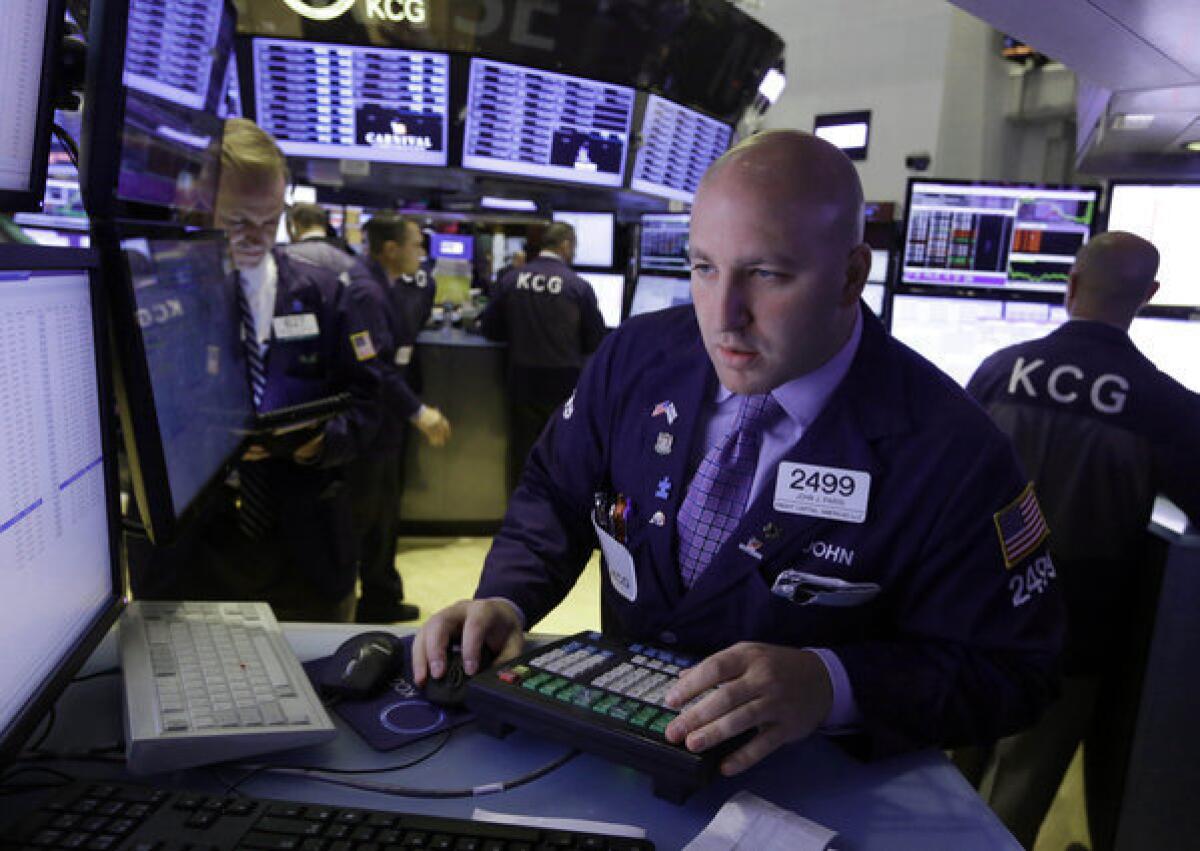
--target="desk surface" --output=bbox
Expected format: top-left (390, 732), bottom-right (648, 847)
top-left (5, 623), bottom-right (1019, 850)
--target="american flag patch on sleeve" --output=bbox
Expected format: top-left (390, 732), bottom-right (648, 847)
top-left (993, 482), bottom-right (1050, 568)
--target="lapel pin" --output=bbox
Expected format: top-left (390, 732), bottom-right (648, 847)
top-left (762, 522), bottom-right (782, 540)
top-left (652, 400), bottom-right (678, 426)
top-left (654, 432), bottom-right (674, 456)
top-left (738, 537), bottom-right (764, 560)
top-left (655, 476), bottom-right (672, 500)
top-left (650, 511), bottom-right (666, 527)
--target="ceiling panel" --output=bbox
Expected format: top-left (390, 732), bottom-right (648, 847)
top-left (1090, 0), bottom-right (1200, 79)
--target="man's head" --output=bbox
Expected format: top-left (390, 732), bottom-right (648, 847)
top-left (287, 202), bottom-right (330, 242)
top-left (365, 212), bottom-right (424, 279)
top-left (215, 119), bottom-right (288, 271)
top-left (689, 130), bottom-right (870, 395)
top-left (541, 222), bottom-right (576, 265)
top-left (1066, 231), bottom-right (1160, 329)
top-left (510, 249), bottom-right (527, 268)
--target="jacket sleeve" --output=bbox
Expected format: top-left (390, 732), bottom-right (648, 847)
top-left (835, 436), bottom-right (1064, 756)
top-left (478, 278), bottom-right (510, 342)
top-left (472, 327), bottom-right (622, 624)
top-left (320, 275), bottom-right (393, 467)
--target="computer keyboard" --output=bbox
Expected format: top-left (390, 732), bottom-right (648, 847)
top-left (119, 600), bottom-right (336, 775)
top-left (466, 632), bottom-right (749, 804)
top-left (0, 780), bottom-right (655, 850)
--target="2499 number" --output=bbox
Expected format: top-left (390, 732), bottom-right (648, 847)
top-left (790, 467), bottom-right (857, 497)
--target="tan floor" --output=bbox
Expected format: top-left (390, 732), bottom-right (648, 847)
top-left (392, 535), bottom-right (1090, 851)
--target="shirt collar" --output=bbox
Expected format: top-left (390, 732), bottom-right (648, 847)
top-left (538, 250), bottom-right (565, 262)
top-left (715, 307), bottom-right (864, 429)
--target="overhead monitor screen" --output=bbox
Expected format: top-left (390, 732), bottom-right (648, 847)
top-left (580, 272), bottom-right (625, 328)
top-left (112, 0), bottom-right (234, 214)
top-left (463, 58), bottom-right (635, 188)
top-left (0, 266), bottom-right (112, 749)
top-left (430, 233), bottom-right (473, 261)
top-left (903, 181), bottom-right (1098, 292)
top-left (890, 294), bottom-right (1067, 387)
top-left (552, 211), bottom-right (614, 268)
top-left (252, 38), bottom-right (450, 166)
top-left (120, 237), bottom-right (252, 520)
top-left (640, 213), bottom-right (690, 273)
top-left (630, 94), bottom-right (732, 204)
top-left (0, 1), bottom-right (51, 202)
top-left (1106, 183), bottom-right (1200, 309)
top-left (629, 274), bottom-right (693, 318)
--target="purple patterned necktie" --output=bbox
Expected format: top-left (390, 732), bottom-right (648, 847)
top-left (677, 393), bottom-right (782, 587)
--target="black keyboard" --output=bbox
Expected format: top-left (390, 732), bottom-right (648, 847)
top-left (0, 781), bottom-right (654, 850)
top-left (466, 632), bottom-right (747, 804)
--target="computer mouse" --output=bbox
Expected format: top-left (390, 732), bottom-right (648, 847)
top-left (320, 631), bottom-right (407, 701)
top-left (422, 643), bottom-right (496, 708)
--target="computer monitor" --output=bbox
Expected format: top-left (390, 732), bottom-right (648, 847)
top-left (462, 57), bottom-right (635, 189)
top-left (629, 94), bottom-right (732, 204)
top-left (430, 233), bottom-right (474, 262)
top-left (248, 38), bottom-right (450, 167)
top-left (99, 228), bottom-right (254, 543)
top-left (639, 213), bottom-right (690, 274)
top-left (902, 179), bottom-right (1099, 292)
top-left (1106, 182), bottom-right (1200, 309)
top-left (580, 272), bottom-right (626, 329)
top-left (0, 245), bottom-right (123, 767)
top-left (84, 0), bottom-right (235, 219)
top-left (862, 283), bottom-right (886, 317)
top-left (552, 211), bottom-right (615, 268)
top-left (0, 0), bottom-right (64, 212)
top-left (890, 293), bottom-right (1067, 387)
top-left (1128, 316), bottom-right (1200, 394)
top-left (629, 274), bottom-right (693, 317)
top-left (867, 248), bottom-right (890, 285)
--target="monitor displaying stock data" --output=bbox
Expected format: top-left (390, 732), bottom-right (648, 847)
top-left (252, 38), bottom-right (450, 166)
top-left (629, 94), bottom-right (732, 204)
top-left (0, 0), bottom-right (58, 210)
top-left (552, 211), bottom-right (615, 268)
top-left (463, 58), bottom-right (635, 188)
top-left (639, 213), bottom-right (690, 274)
top-left (1106, 182), bottom-right (1200, 310)
top-left (629, 274), bottom-right (693, 318)
top-left (903, 180), bottom-right (1099, 292)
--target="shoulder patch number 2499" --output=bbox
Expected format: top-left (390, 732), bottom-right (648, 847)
top-left (1010, 553), bottom-right (1056, 607)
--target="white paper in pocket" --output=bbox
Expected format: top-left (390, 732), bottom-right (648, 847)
top-left (591, 516), bottom-right (638, 602)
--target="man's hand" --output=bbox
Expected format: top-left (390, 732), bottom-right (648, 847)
top-left (412, 598), bottom-right (524, 686)
top-left (412, 405), bottom-right (451, 447)
top-left (242, 444), bottom-right (269, 462)
top-left (663, 642), bottom-right (833, 776)
top-left (292, 431), bottom-right (325, 464)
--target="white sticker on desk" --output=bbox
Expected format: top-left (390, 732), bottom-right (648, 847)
top-left (591, 516), bottom-right (638, 602)
top-left (774, 462), bottom-right (871, 524)
top-left (272, 313), bottom-right (319, 340)
top-left (394, 345), bottom-right (414, 366)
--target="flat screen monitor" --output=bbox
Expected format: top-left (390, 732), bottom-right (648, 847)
top-left (629, 94), bottom-right (732, 204)
top-left (86, 0), bottom-right (235, 219)
top-left (552, 211), bottom-right (615, 268)
top-left (430, 233), bottom-right (474, 261)
top-left (1106, 182), bottom-right (1200, 309)
top-left (250, 38), bottom-right (450, 167)
top-left (890, 294), bottom-right (1067, 387)
top-left (629, 274), bottom-right (693, 317)
top-left (639, 213), bottom-right (690, 274)
top-left (862, 283), bottom-right (885, 317)
top-left (0, 245), bottom-right (122, 766)
top-left (102, 231), bottom-right (254, 543)
top-left (1128, 316), bottom-right (1200, 394)
top-left (867, 248), bottom-right (890, 285)
top-left (463, 57), bottom-right (635, 188)
top-left (0, 0), bottom-right (63, 211)
top-left (580, 272), bottom-right (625, 328)
top-left (814, 110), bottom-right (871, 161)
top-left (903, 180), bottom-right (1099, 292)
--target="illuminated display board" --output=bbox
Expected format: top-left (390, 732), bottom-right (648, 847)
top-left (252, 37), bottom-right (449, 166)
top-left (630, 94), bottom-right (731, 204)
top-left (463, 57), bottom-right (635, 188)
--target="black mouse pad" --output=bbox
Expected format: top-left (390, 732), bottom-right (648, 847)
top-left (303, 636), bottom-right (476, 751)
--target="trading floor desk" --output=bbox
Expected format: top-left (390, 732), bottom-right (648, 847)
top-left (1, 623), bottom-right (1020, 850)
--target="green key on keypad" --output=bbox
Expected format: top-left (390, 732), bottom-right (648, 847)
top-left (649, 712), bottom-right (676, 735)
top-left (593, 693), bottom-right (620, 714)
top-left (630, 706), bottom-right (658, 728)
top-left (573, 688), bottom-right (603, 709)
top-left (608, 699), bottom-right (641, 722)
top-left (557, 684), bottom-right (583, 703)
top-left (539, 676), bottom-right (568, 696)
top-left (522, 672), bottom-right (551, 690)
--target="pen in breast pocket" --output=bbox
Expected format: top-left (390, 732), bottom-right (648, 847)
top-left (610, 495), bottom-right (631, 544)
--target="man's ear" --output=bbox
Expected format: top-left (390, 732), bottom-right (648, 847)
top-left (843, 243), bottom-right (871, 306)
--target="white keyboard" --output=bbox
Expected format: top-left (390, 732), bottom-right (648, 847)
top-left (119, 600), bottom-right (336, 775)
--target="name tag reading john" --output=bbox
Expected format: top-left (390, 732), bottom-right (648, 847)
top-left (272, 313), bottom-right (319, 341)
top-left (774, 462), bottom-right (871, 524)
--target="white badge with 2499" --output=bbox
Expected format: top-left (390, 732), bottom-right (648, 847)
top-left (774, 462), bottom-right (871, 524)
